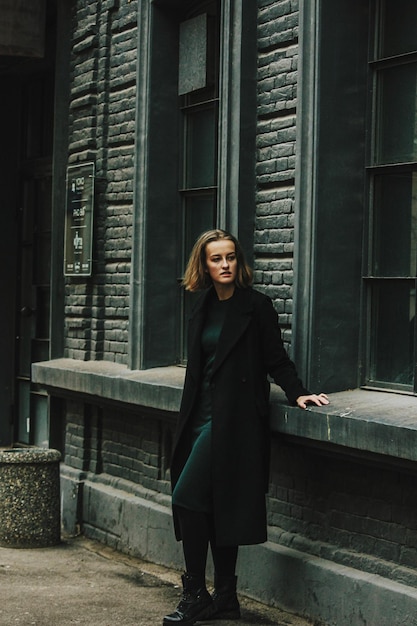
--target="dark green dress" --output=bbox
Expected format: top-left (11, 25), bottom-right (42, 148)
top-left (172, 293), bottom-right (230, 512)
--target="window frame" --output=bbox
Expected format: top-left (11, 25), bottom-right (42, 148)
top-left (363, 0), bottom-right (417, 394)
top-left (294, 0), bottom-right (369, 393)
top-left (129, 0), bottom-right (257, 370)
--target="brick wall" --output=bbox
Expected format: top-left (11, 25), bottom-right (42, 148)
top-left (254, 0), bottom-right (299, 349)
top-left (64, 398), bottom-right (174, 500)
top-left (65, 0), bottom-right (137, 363)
top-left (64, 0), bottom-right (301, 362)
top-left (268, 437), bottom-right (417, 587)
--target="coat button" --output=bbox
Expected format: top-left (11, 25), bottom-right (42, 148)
top-left (241, 377), bottom-right (247, 383)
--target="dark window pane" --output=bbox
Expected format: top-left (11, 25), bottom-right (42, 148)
top-left (36, 287), bottom-right (50, 338)
top-left (372, 173), bottom-right (417, 276)
top-left (32, 393), bottom-right (49, 448)
top-left (369, 280), bottom-right (415, 386)
top-left (178, 14), bottom-right (208, 96)
top-left (181, 193), bottom-right (216, 361)
top-left (17, 380), bottom-right (31, 444)
top-left (375, 63), bottom-right (417, 164)
top-left (32, 338), bottom-right (49, 363)
top-left (184, 193), bottom-right (216, 260)
top-left (379, 0), bottom-right (417, 58)
top-left (185, 107), bottom-right (216, 188)
top-left (35, 234), bottom-right (51, 285)
top-left (36, 176), bottom-right (52, 232)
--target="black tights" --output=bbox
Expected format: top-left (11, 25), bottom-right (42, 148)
top-left (176, 506), bottom-right (238, 578)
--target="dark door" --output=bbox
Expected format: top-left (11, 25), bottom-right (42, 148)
top-left (15, 73), bottom-right (54, 446)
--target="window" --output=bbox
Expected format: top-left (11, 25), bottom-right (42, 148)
top-left (130, 0), bottom-right (256, 369)
top-left (365, 0), bottom-right (417, 392)
top-left (179, 6), bottom-right (219, 250)
top-left (178, 2), bottom-right (220, 360)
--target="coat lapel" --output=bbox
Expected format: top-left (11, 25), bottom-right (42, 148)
top-left (211, 287), bottom-right (253, 377)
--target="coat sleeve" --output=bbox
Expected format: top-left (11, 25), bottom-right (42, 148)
top-left (257, 293), bottom-right (310, 405)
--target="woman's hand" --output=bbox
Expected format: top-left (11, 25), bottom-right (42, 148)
top-left (296, 393), bottom-right (329, 409)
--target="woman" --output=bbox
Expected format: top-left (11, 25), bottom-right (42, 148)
top-left (163, 230), bottom-right (329, 625)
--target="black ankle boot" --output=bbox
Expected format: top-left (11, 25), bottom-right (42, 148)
top-left (209, 574), bottom-right (241, 620)
top-left (163, 572), bottom-right (213, 625)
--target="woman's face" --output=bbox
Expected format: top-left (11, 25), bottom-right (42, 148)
top-left (205, 239), bottom-right (238, 293)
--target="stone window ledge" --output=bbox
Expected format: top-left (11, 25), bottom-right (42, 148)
top-left (33, 358), bottom-right (417, 464)
top-left (32, 358), bottom-right (184, 414)
top-left (270, 388), bottom-right (417, 465)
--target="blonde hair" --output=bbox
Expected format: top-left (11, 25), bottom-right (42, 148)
top-left (182, 229), bottom-right (253, 292)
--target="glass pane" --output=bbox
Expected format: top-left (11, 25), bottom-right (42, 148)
top-left (20, 244), bottom-right (33, 299)
top-left (184, 193), bottom-right (216, 262)
top-left (32, 338), bottom-right (49, 363)
top-left (369, 280), bottom-right (415, 386)
top-left (375, 63), bottom-right (417, 164)
top-left (22, 181), bottom-right (35, 242)
top-left (32, 393), bottom-right (49, 448)
top-left (18, 320), bottom-right (32, 378)
top-left (379, 0), bottom-right (417, 58)
top-left (372, 173), bottom-right (417, 276)
top-left (36, 176), bottom-right (52, 232)
top-left (185, 107), bottom-right (216, 188)
top-left (36, 287), bottom-right (51, 338)
top-left (178, 13), bottom-right (208, 96)
top-left (35, 233), bottom-right (51, 285)
top-left (17, 380), bottom-right (31, 444)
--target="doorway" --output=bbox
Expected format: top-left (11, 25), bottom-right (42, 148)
top-left (15, 73), bottom-right (54, 446)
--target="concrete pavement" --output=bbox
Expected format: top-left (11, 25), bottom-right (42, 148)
top-left (0, 535), bottom-right (315, 626)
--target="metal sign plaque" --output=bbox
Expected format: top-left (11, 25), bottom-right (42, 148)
top-left (64, 163), bottom-right (95, 277)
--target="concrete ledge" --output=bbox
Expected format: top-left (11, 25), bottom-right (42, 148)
top-left (34, 358), bottom-right (417, 463)
top-left (238, 541), bottom-right (417, 626)
top-left (82, 478), bottom-right (183, 569)
top-left (270, 388), bottom-right (417, 464)
top-left (32, 358), bottom-right (184, 413)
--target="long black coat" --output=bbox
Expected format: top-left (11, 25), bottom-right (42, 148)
top-left (171, 286), bottom-right (309, 546)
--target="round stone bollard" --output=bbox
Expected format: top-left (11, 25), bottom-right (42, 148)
top-left (0, 448), bottom-right (61, 548)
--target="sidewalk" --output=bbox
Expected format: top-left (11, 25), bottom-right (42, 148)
top-left (0, 535), bottom-right (314, 626)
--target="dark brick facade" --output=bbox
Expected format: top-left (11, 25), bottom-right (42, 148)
top-left (269, 438), bottom-right (417, 588)
top-left (29, 1), bottom-right (417, 624)
top-left (254, 0), bottom-right (298, 347)
top-left (64, 0), bottom-right (300, 359)
top-left (65, 0), bottom-right (136, 363)
top-left (64, 398), bottom-right (174, 498)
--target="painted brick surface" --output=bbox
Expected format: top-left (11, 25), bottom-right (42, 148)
top-left (63, 399), bottom-right (173, 498)
top-left (254, 0), bottom-right (299, 350)
top-left (268, 438), bottom-right (417, 587)
top-left (64, 0), bottom-right (299, 358)
top-left (65, 1), bottom-right (137, 363)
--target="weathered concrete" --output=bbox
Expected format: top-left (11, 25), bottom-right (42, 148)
top-left (0, 447), bottom-right (61, 548)
top-left (0, 534), bottom-right (314, 626)
top-left (32, 358), bottom-right (184, 412)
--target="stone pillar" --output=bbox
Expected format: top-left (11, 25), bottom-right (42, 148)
top-left (0, 448), bottom-right (61, 548)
